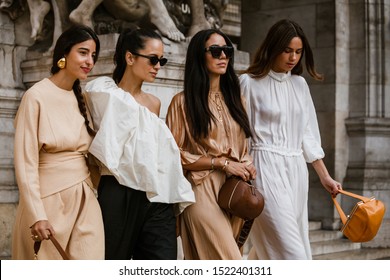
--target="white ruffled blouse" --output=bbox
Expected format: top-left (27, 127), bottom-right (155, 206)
top-left (84, 77), bottom-right (195, 215)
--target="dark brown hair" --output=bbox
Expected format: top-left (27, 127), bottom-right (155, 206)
top-left (245, 19), bottom-right (323, 81)
top-left (51, 24), bottom-right (100, 136)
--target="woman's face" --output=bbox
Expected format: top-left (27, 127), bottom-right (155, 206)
top-left (63, 39), bottom-right (97, 81)
top-left (204, 33), bottom-right (231, 76)
top-left (130, 38), bottom-right (165, 83)
top-left (272, 36), bottom-right (303, 73)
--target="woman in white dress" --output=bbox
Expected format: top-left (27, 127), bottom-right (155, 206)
top-left (239, 19), bottom-right (342, 260)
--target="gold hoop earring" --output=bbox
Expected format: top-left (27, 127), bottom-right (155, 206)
top-left (57, 57), bottom-right (66, 69)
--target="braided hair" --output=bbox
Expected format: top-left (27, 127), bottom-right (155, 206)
top-left (51, 24), bottom-right (100, 136)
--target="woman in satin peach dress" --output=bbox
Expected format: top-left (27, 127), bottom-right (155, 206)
top-left (166, 29), bottom-right (256, 260)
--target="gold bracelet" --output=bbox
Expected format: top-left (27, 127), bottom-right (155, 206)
top-left (222, 159), bottom-right (229, 171)
top-left (211, 157), bottom-right (215, 170)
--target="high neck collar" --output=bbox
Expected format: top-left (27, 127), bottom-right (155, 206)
top-left (268, 70), bottom-right (291, 82)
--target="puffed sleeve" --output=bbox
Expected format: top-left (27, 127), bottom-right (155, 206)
top-left (14, 90), bottom-right (47, 227)
top-left (239, 74), bottom-right (254, 160)
top-left (239, 74), bottom-right (251, 119)
top-left (302, 82), bottom-right (325, 163)
top-left (166, 93), bottom-right (203, 165)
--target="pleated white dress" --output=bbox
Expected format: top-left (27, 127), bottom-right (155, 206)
top-left (239, 70), bottom-right (325, 260)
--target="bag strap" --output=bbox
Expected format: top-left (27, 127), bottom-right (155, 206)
top-left (338, 189), bottom-right (371, 202)
top-left (237, 219), bottom-right (254, 248)
top-left (331, 195), bottom-right (348, 225)
top-left (34, 235), bottom-right (70, 260)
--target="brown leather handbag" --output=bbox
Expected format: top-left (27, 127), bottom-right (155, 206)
top-left (218, 176), bottom-right (265, 248)
top-left (332, 189), bottom-right (386, 242)
top-left (218, 176), bottom-right (265, 220)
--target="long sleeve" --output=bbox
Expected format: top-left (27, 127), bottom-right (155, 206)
top-left (166, 92), bottom-right (252, 185)
top-left (165, 93), bottom-right (204, 166)
top-left (14, 91), bottom-right (47, 227)
top-left (302, 83), bottom-right (325, 163)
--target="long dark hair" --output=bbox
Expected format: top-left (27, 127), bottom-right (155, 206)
top-left (184, 29), bottom-right (252, 141)
top-left (245, 19), bottom-right (323, 81)
top-left (112, 28), bottom-right (163, 84)
top-left (51, 24), bottom-right (100, 136)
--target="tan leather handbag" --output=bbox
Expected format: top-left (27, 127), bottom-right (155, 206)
top-left (332, 189), bottom-right (386, 242)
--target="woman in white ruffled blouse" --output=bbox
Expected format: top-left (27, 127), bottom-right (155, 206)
top-left (85, 28), bottom-right (194, 260)
top-left (239, 19), bottom-right (342, 260)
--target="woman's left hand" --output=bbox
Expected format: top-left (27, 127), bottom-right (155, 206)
top-left (224, 161), bottom-right (256, 181)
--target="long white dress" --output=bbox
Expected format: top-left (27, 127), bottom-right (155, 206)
top-left (239, 70), bottom-right (325, 260)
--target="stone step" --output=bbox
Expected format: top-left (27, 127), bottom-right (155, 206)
top-left (309, 221), bottom-right (322, 231)
top-left (309, 229), bottom-right (344, 242)
top-left (313, 248), bottom-right (390, 260)
top-left (311, 238), bottom-right (361, 256)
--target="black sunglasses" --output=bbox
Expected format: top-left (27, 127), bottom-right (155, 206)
top-left (132, 52), bottom-right (168, 66)
top-left (205, 45), bottom-right (234, 59)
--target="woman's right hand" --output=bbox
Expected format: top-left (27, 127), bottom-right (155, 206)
top-left (31, 220), bottom-right (55, 241)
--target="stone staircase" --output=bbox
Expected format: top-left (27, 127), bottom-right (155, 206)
top-left (309, 221), bottom-right (390, 260)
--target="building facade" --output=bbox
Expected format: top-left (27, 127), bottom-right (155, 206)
top-left (0, 0), bottom-right (389, 259)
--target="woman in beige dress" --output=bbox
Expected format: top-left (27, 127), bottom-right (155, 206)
top-left (166, 29), bottom-right (256, 260)
top-left (12, 24), bottom-right (104, 259)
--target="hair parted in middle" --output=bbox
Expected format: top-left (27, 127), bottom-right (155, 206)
top-left (51, 24), bottom-right (100, 136)
top-left (245, 19), bottom-right (323, 81)
top-left (183, 29), bottom-right (252, 141)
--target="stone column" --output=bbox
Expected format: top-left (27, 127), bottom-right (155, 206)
top-left (343, 0), bottom-right (390, 248)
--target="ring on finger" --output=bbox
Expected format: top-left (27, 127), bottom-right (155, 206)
top-left (31, 234), bottom-right (39, 241)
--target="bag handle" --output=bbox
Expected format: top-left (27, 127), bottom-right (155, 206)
top-left (34, 235), bottom-right (70, 260)
top-left (331, 189), bottom-right (372, 225)
top-left (337, 189), bottom-right (372, 203)
top-left (332, 195), bottom-right (348, 225)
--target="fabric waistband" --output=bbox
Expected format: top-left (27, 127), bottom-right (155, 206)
top-left (39, 151), bottom-right (90, 198)
top-left (251, 143), bottom-right (302, 157)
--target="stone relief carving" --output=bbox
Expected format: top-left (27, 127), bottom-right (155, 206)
top-left (1, 0), bottom-right (228, 51)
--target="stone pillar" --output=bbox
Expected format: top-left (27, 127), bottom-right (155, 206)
top-left (343, 0), bottom-right (390, 248)
top-left (0, 11), bottom-right (28, 259)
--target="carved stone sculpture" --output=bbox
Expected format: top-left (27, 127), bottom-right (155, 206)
top-left (0, 0), bottom-right (228, 51)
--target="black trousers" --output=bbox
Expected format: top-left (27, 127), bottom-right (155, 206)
top-left (97, 175), bottom-right (177, 260)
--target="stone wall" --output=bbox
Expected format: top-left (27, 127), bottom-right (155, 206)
top-left (0, 8), bottom-right (27, 259)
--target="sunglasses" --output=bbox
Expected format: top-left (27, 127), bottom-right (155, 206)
top-left (205, 45), bottom-right (234, 59)
top-left (132, 52), bottom-right (168, 66)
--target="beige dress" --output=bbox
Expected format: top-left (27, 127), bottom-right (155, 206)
top-left (12, 78), bottom-right (104, 260)
top-left (166, 92), bottom-right (252, 260)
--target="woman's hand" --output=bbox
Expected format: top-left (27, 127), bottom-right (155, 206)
top-left (320, 175), bottom-right (342, 197)
top-left (311, 159), bottom-right (342, 197)
top-left (31, 220), bottom-right (55, 241)
top-left (224, 160), bottom-right (256, 181)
